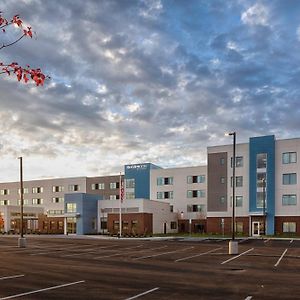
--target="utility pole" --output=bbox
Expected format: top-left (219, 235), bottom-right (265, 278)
top-left (18, 157), bottom-right (26, 248)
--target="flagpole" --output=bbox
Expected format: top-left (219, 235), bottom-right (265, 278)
top-left (119, 172), bottom-right (122, 238)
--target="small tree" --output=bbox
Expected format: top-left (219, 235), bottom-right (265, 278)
top-left (0, 11), bottom-right (47, 86)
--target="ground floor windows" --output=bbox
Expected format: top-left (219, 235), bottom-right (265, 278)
top-left (171, 221), bottom-right (177, 229)
top-left (283, 222), bottom-right (296, 233)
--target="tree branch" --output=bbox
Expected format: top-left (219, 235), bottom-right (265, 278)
top-left (0, 34), bottom-right (25, 50)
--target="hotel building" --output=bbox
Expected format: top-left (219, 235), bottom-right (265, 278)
top-left (0, 135), bottom-right (299, 236)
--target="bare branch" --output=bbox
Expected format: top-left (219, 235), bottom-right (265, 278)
top-left (0, 34), bottom-right (25, 50)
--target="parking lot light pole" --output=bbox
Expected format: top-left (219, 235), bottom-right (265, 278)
top-left (18, 157), bottom-right (26, 248)
top-left (225, 132), bottom-right (238, 255)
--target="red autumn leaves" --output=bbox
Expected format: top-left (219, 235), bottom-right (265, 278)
top-left (0, 11), bottom-right (47, 86)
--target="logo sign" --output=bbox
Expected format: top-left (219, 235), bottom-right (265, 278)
top-left (126, 164), bottom-right (148, 170)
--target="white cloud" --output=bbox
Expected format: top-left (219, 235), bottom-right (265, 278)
top-left (241, 3), bottom-right (270, 26)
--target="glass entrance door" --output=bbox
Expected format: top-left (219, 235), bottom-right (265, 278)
top-left (67, 217), bottom-right (76, 234)
top-left (252, 221), bottom-right (260, 236)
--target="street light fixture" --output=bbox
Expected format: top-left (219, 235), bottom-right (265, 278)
top-left (225, 131), bottom-right (238, 254)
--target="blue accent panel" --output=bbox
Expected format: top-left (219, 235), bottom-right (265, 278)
top-left (125, 163), bottom-right (161, 199)
top-left (65, 193), bottom-right (100, 235)
top-left (249, 135), bottom-right (275, 235)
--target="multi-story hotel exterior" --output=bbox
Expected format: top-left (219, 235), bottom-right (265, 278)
top-left (0, 135), bottom-right (299, 236)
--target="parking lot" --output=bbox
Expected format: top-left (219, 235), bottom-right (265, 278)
top-left (0, 236), bottom-right (299, 299)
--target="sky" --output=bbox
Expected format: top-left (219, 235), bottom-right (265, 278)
top-left (0, 0), bottom-right (300, 181)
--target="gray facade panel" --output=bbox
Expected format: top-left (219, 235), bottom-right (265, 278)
top-left (208, 152), bottom-right (228, 212)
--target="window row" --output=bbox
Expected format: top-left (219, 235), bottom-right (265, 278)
top-left (157, 191), bottom-right (173, 199)
top-left (187, 190), bottom-right (205, 198)
top-left (218, 196), bottom-right (243, 207)
top-left (156, 175), bottom-right (206, 186)
top-left (187, 204), bottom-right (205, 212)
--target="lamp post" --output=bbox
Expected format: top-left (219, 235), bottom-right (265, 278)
top-left (18, 157), bottom-right (26, 248)
top-left (262, 177), bottom-right (266, 235)
top-left (225, 131), bottom-right (238, 254)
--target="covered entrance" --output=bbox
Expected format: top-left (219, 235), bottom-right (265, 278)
top-left (250, 215), bottom-right (266, 236)
top-left (66, 217), bottom-right (76, 234)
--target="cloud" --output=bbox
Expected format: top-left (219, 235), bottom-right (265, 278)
top-left (0, 0), bottom-right (299, 181)
top-left (241, 3), bottom-right (270, 27)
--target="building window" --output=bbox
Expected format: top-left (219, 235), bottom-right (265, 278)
top-left (157, 177), bottom-right (174, 186)
top-left (187, 190), bottom-right (205, 198)
top-left (18, 188), bottom-right (29, 194)
top-left (231, 176), bottom-right (243, 187)
top-left (256, 192), bottom-right (267, 208)
top-left (122, 221), bottom-right (129, 230)
top-left (68, 184), bottom-right (80, 192)
top-left (0, 189), bottom-right (9, 195)
top-left (157, 191), bottom-right (173, 199)
top-left (18, 199), bottom-right (29, 205)
top-left (283, 173), bottom-right (297, 185)
top-left (125, 179), bottom-right (135, 189)
top-left (231, 156), bottom-right (243, 167)
top-left (91, 183), bottom-right (105, 190)
top-left (171, 222), bottom-right (177, 229)
top-left (187, 175), bottom-right (205, 184)
top-left (231, 196), bottom-right (243, 207)
top-left (170, 205), bottom-right (173, 212)
top-left (113, 221), bottom-right (119, 230)
top-left (220, 158), bottom-right (225, 165)
top-left (282, 194), bottom-right (297, 206)
top-left (283, 222), bottom-right (296, 233)
top-left (48, 210), bottom-right (64, 215)
top-left (66, 203), bottom-right (77, 213)
top-left (52, 197), bottom-right (64, 203)
top-left (187, 204), bottom-right (205, 212)
top-left (220, 196), bottom-right (226, 204)
top-left (0, 200), bottom-right (9, 205)
top-left (126, 192), bottom-right (135, 199)
top-left (236, 222), bottom-right (243, 233)
top-left (220, 177), bottom-right (225, 184)
top-left (32, 198), bottom-right (43, 205)
top-left (32, 187), bottom-right (43, 194)
top-left (257, 153), bottom-right (267, 169)
top-left (110, 195), bottom-right (120, 200)
top-left (110, 182), bottom-right (119, 189)
top-left (282, 152), bottom-right (297, 164)
top-left (52, 186), bottom-right (64, 192)
top-left (131, 220), bottom-right (138, 229)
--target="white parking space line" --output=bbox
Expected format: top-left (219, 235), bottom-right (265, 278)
top-left (0, 280), bottom-right (85, 300)
top-left (290, 239), bottom-right (294, 244)
top-left (221, 248), bottom-right (254, 265)
top-left (0, 275), bottom-right (24, 281)
top-left (30, 244), bottom-right (118, 256)
top-left (264, 239), bottom-right (270, 243)
top-left (245, 296), bottom-right (252, 300)
top-left (133, 247), bottom-right (195, 261)
top-left (175, 247), bottom-right (222, 262)
top-left (274, 248), bottom-right (288, 267)
top-left (125, 287), bottom-right (159, 300)
top-left (93, 245), bottom-right (167, 260)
